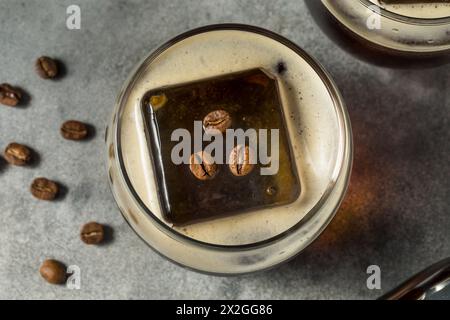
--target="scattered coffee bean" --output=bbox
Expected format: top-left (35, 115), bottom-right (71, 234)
top-left (30, 178), bottom-right (59, 200)
top-left (35, 56), bottom-right (58, 79)
top-left (189, 151), bottom-right (218, 180)
top-left (60, 120), bottom-right (88, 140)
top-left (80, 222), bottom-right (105, 245)
top-left (4, 143), bottom-right (32, 166)
top-left (39, 259), bottom-right (67, 285)
top-left (229, 145), bottom-right (254, 177)
top-left (0, 83), bottom-right (22, 106)
top-left (203, 110), bottom-right (232, 134)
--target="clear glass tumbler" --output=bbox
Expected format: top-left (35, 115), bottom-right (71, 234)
top-left (105, 24), bottom-right (353, 275)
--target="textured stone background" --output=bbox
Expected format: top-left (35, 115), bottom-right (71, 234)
top-left (0, 0), bottom-right (449, 300)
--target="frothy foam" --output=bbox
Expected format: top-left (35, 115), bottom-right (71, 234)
top-left (370, 0), bottom-right (450, 18)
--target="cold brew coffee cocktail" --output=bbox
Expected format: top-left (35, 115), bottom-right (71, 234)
top-left (106, 25), bottom-right (352, 274)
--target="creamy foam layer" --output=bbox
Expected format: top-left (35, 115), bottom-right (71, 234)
top-left (369, 0), bottom-right (450, 18)
top-left (119, 30), bottom-right (342, 245)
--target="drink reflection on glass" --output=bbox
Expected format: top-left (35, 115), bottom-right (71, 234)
top-left (369, 0), bottom-right (450, 19)
top-left (321, 0), bottom-right (450, 55)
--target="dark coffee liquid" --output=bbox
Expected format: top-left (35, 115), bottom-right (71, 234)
top-left (142, 69), bottom-right (300, 226)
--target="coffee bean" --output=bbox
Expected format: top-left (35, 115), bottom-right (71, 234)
top-left (30, 178), bottom-right (59, 200)
top-left (229, 145), bottom-right (254, 177)
top-left (80, 222), bottom-right (105, 245)
top-left (4, 143), bottom-right (32, 166)
top-left (60, 120), bottom-right (88, 140)
top-left (203, 110), bottom-right (232, 134)
top-left (189, 151), bottom-right (218, 180)
top-left (0, 83), bottom-right (22, 106)
top-left (35, 56), bottom-right (58, 79)
top-left (39, 259), bottom-right (67, 285)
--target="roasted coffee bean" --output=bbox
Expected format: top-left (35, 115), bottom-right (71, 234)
top-left (60, 120), bottom-right (88, 140)
top-left (80, 222), bottom-right (105, 245)
top-left (39, 259), bottom-right (67, 285)
top-left (203, 110), bottom-right (232, 134)
top-left (189, 151), bottom-right (218, 180)
top-left (35, 56), bottom-right (58, 79)
top-left (4, 143), bottom-right (32, 166)
top-left (0, 83), bottom-right (22, 106)
top-left (229, 145), bottom-right (254, 177)
top-left (30, 178), bottom-right (59, 200)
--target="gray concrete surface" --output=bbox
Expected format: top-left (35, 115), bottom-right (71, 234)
top-left (0, 0), bottom-right (449, 300)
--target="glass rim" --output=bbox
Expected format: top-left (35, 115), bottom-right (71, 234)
top-left (360, 0), bottom-right (450, 24)
top-left (113, 23), bottom-right (353, 251)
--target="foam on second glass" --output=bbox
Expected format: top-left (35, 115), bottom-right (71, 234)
top-left (369, 0), bottom-right (450, 18)
top-left (119, 30), bottom-right (342, 245)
